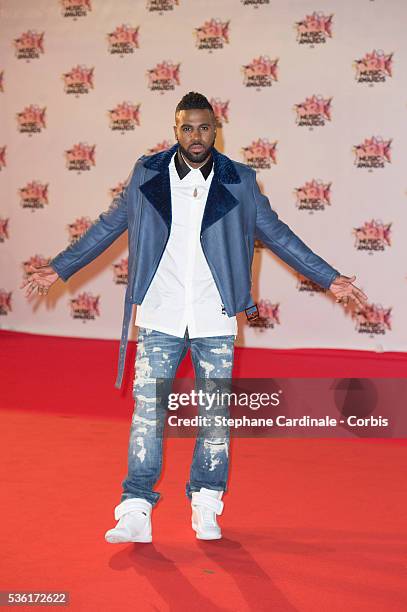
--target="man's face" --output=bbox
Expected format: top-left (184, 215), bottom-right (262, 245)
top-left (173, 108), bottom-right (216, 166)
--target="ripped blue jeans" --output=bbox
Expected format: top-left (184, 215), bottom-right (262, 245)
top-left (120, 326), bottom-right (235, 506)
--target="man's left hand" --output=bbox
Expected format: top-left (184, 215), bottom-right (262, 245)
top-left (329, 274), bottom-right (368, 309)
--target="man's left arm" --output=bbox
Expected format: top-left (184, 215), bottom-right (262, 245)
top-left (252, 172), bottom-right (367, 308)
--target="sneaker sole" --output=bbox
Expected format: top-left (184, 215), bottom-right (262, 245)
top-left (105, 529), bottom-right (153, 544)
top-left (195, 533), bottom-right (222, 540)
top-left (105, 532), bottom-right (152, 544)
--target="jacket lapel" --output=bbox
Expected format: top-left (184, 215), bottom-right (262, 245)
top-left (201, 178), bottom-right (239, 234)
top-left (139, 166), bottom-right (172, 231)
top-left (139, 144), bottom-right (241, 234)
top-left (139, 145), bottom-right (175, 231)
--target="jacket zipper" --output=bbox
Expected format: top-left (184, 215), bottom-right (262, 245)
top-left (129, 164), bottom-right (146, 300)
top-left (200, 232), bottom-right (231, 316)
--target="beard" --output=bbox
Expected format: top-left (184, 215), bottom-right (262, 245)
top-left (178, 138), bottom-right (215, 164)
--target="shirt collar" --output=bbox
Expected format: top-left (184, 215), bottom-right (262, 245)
top-left (174, 149), bottom-right (213, 181)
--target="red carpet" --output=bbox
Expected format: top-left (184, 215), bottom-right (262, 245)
top-left (2, 330), bottom-right (407, 419)
top-left (1, 331), bottom-right (406, 611)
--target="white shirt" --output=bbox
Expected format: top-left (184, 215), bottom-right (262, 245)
top-left (135, 153), bottom-right (237, 338)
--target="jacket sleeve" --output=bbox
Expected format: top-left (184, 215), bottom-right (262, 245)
top-left (50, 161), bottom-right (139, 281)
top-left (253, 171), bottom-right (340, 289)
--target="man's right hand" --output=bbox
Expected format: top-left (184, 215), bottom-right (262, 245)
top-left (20, 264), bottom-right (60, 297)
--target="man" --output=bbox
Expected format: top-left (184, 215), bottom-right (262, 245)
top-left (22, 92), bottom-right (367, 544)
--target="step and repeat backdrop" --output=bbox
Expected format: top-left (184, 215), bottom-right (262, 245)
top-left (1, 0), bottom-right (406, 352)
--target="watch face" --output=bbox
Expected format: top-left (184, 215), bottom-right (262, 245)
top-left (245, 305), bottom-right (259, 321)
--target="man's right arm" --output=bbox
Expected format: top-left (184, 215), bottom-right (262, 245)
top-left (50, 161), bottom-right (138, 281)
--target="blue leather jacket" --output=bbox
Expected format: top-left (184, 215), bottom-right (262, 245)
top-left (51, 145), bottom-right (339, 388)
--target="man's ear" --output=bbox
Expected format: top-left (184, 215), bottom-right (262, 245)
top-left (173, 125), bottom-right (178, 140)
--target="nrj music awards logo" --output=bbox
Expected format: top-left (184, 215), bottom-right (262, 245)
top-left (0, 147), bottom-right (6, 170)
top-left (210, 98), bottom-right (229, 127)
top-left (194, 19), bottom-right (230, 51)
top-left (353, 220), bottom-right (392, 252)
top-left (353, 136), bottom-right (391, 170)
top-left (108, 102), bottom-right (140, 132)
top-left (0, 290), bottom-right (12, 315)
top-left (294, 95), bottom-right (332, 128)
top-left (294, 179), bottom-right (331, 211)
top-left (242, 56), bottom-right (278, 89)
top-left (247, 299), bottom-right (280, 330)
top-left (65, 143), bottom-right (95, 172)
top-left (354, 50), bottom-right (393, 84)
top-left (19, 181), bottom-right (49, 211)
top-left (113, 257), bottom-right (128, 285)
top-left (242, 139), bottom-right (277, 169)
top-left (61, 0), bottom-right (91, 18)
top-left (14, 31), bottom-right (44, 61)
top-left (353, 303), bottom-right (392, 336)
top-left (0, 218), bottom-right (9, 242)
top-left (296, 275), bottom-right (326, 294)
top-left (16, 105), bottom-right (46, 135)
top-left (295, 12), bottom-right (333, 46)
top-left (147, 61), bottom-right (180, 92)
top-left (107, 25), bottom-right (139, 55)
top-left (147, 140), bottom-right (173, 154)
top-left (68, 217), bottom-right (92, 244)
top-left (70, 293), bottom-right (100, 321)
top-left (63, 65), bottom-right (94, 96)
top-left (147, 0), bottom-right (179, 13)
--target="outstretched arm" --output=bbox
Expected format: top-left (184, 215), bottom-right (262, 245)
top-left (253, 172), bottom-right (367, 307)
top-left (50, 164), bottom-right (135, 281)
top-left (21, 161), bottom-right (139, 297)
top-left (253, 171), bottom-right (339, 288)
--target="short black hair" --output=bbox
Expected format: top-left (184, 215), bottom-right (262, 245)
top-left (175, 91), bottom-right (214, 116)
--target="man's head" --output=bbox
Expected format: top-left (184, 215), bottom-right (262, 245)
top-left (174, 92), bottom-right (216, 166)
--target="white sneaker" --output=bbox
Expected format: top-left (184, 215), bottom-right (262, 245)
top-left (105, 498), bottom-right (152, 544)
top-left (191, 488), bottom-right (224, 540)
